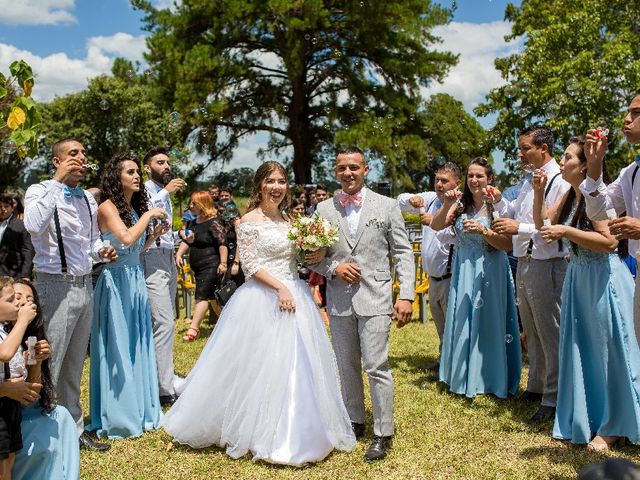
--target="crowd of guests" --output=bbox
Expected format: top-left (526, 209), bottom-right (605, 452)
top-left (1, 90), bottom-right (640, 476)
top-left (400, 91), bottom-right (640, 454)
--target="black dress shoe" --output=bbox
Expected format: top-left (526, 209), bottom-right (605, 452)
top-left (351, 422), bottom-right (365, 439)
top-left (160, 394), bottom-right (177, 407)
top-left (528, 405), bottom-right (556, 424)
top-left (421, 360), bottom-right (440, 372)
top-left (364, 436), bottom-right (392, 462)
top-left (79, 432), bottom-right (111, 452)
top-left (518, 390), bottom-right (543, 402)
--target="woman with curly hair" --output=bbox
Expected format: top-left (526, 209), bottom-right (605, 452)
top-left (10, 280), bottom-right (80, 479)
top-left (86, 153), bottom-right (167, 439)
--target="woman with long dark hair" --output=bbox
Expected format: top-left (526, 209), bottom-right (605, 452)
top-left (533, 136), bottom-right (640, 451)
top-left (11, 280), bottom-right (80, 480)
top-left (431, 157), bottom-right (521, 398)
top-left (175, 191), bottom-right (227, 341)
top-left (86, 153), bottom-right (167, 439)
top-left (163, 161), bottom-right (355, 466)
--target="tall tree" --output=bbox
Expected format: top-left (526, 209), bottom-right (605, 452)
top-left (132, 0), bottom-right (457, 184)
top-left (39, 59), bottom-right (183, 184)
top-left (476, 0), bottom-right (640, 176)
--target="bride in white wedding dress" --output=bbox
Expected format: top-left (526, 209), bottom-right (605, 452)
top-left (162, 161), bottom-right (356, 466)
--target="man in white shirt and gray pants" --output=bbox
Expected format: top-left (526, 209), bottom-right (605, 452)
top-left (397, 162), bottom-right (461, 370)
top-left (579, 92), bottom-right (640, 341)
top-left (24, 139), bottom-right (115, 451)
top-left (492, 125), bottom-right (571, 424)
top-left (141, 146), bottom-right (186, 406)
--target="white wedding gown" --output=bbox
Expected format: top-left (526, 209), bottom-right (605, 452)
top-left (163, 221), bottom-right (356, 466)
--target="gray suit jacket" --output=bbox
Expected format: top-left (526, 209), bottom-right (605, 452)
top-left (314, 189), bottom-right (415, 317)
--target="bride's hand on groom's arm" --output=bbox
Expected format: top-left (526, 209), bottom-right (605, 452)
top-left (305, 249), bottom-right (326, 264)
top-left (392, 299), bottom-right (413, 328)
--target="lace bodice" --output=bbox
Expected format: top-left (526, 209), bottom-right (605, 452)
top-left (454, 214), bottom-right (491, 252)
top-left (237, 221), bottom-right (298, 281)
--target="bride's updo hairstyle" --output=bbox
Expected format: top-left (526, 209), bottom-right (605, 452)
top-left (247, 161), bottom-right (291, 213)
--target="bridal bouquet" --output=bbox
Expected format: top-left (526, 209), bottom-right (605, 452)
top-left (288, 215), bottom-right (339, 264)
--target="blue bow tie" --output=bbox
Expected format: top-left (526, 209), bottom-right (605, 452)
top-left (524, 173), bottom-right (533, 182)
top-left (63, 186), bottom-right (84, 199)
top-left (634, 155), bottom-right (640, 167)
top-left (433, 199), bottom-right (442, 210)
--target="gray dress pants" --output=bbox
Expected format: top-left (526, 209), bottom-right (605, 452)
top-left (35, 272), bottom-right (93, 436)
top-left (516, 257), bottom-right (567, 407)
top-left (141, 249), bottom-right (177, 397)
top-left (329, 313), bottom-right (394, 437)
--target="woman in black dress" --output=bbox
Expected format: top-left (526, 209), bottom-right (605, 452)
top-left (176, 191), bottom-right (227, 341)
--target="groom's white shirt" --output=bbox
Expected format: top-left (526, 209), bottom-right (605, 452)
top-left (344, 187), bottom-right (366, 240)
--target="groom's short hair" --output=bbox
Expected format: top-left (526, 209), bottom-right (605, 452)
top-left (336, 146), bottom-right (365, 162)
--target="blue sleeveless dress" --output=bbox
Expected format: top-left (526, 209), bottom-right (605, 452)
top-left (87, 223), bottom-right (162, 439)
top-left (439, 215), bottom-right (522, 398)
top-left (553, 245), bottom-right (640, 444)
top-left (13, 404), bottom-right (80, 479)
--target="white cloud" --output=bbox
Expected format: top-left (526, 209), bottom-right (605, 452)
top-left (87, 33), bottom-right (147, 64)
top-left (0, 33), bottom-right (147, 102)
top-left (422, 20), bottom-right (523, 111)
top-left (0, 0), bottom-right (76, 26)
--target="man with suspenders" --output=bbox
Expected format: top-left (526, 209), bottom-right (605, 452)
top-left (397, 162), bottom-right (461, 371)
top-left (24, 139), bottom-right (116, 451)
top-left (492, 125), bottom-right (571, 424)
top-left (580, 92), bottom-right (640, 342)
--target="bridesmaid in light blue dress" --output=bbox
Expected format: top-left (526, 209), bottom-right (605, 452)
top-left (533, 136), bottom-right (640, 452)
top-left (86, 153), bottom-right (168, 439)
top-left (431, 158), bottom-right (521, 398)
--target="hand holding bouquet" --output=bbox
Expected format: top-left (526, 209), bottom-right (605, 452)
top-left (288, 215), bottom-right (339, 265)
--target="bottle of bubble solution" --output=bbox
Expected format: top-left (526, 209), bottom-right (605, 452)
top-left (102, 239), bottom-right (111, 263)
top-left (26, 336), bottom-right (37, 365)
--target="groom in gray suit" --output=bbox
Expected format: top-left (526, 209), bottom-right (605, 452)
top-left (314, 146), bottom-right (415, 462)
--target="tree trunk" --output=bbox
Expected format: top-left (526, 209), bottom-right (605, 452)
top-left (289, 73), bottom-right (313, 184)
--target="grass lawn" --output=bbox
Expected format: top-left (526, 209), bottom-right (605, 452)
top-left (78, 314), bottom-right (640, 479)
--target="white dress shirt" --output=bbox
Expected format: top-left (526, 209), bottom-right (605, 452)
top-left (24, 180), bottom-right (101, 276)
top-left (397, 191), bottom-right (454, 277)
top-left (494, 159), bottom-right (571, 259)
top-left (344, 187), bottom-right (367, 240)
top-left (579, 160), bottom-right (640, 258)
top-left (145, 179), bottom-right (175, 250)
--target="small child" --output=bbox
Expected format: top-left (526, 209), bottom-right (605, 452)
top-left (0, 276), bottom-right (38, 480)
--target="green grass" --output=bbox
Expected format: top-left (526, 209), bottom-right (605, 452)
top-left (78, 314), bottom-right (640, 479)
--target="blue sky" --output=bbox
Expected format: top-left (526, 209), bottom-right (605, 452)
top-left (0, 0), bottom-right (522, 175)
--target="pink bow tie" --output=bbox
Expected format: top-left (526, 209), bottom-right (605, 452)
top-left (339, 191), bottom-right (363, 208)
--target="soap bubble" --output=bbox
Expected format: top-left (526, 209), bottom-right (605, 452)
top-left (474, 297), bottom-right (484, 309)
top-left (1, 140), bottom-right (17, 155)
top-left (504, 85), bottom-right (518, 99)
top-left (99, 99), bottom-right (109, 111)
top-left (505, 334), bottom-right (514, 344)
top-left (169, 111), bottom-right (181, 127)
